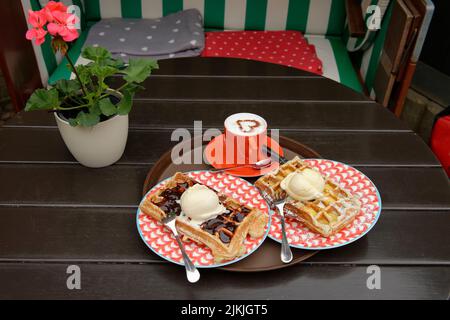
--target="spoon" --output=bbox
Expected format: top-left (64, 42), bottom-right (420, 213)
top-left (210, 158), bottom-right (272, 173)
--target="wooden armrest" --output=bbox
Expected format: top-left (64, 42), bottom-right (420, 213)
top-left (345, 0), bottom-right (366, 37)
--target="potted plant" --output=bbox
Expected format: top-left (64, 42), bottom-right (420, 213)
top-left (24, 1), bottom-right (158, 167)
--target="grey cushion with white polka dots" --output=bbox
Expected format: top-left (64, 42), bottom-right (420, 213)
top-left (84, 9), bottom-right (204, 61)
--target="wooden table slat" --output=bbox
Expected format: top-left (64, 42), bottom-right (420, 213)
top-left (0, 263), bottom-right (448, 299)
top-left (133, 77), bottom-right (366, 102)
top-left (0, 207), bottom-right (448, 266)
top-left (152, 57), bottom-right (317, 77)
top-left (0, 165), bottom-right (448, 209)
top-left (6, 101), bottom-right (410, 132)
top-left (0, 128), bottom-right (439, 166)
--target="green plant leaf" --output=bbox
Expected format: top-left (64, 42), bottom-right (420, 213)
top-left (108, 57), bottom-right (126, 69)
top-left (122, 58), bottom-right (158, 83)
top-left (75, 64), bottom-right (88, 80)
top-left (75, 110), bottom-right (100, 127)
top-left (91, 65), bottom-right (119, 79)
top-left (120, 82), bottom-right (145, 97)
top-left (82, 46), bottom-right (112, 63)
top-left (89, 100), bottom-right (102, 116)
top-left (25, 88), bottom-right (60, 111)
top-left (117, 89), bottom-right (133, 115)
top-left (98, 97), bottom-right (117, 116)
top-left (54, 79), bottom-right (81, 95)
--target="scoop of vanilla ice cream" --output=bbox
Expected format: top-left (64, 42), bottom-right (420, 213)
top-left (280, 169), bottom-right (325, 201)
top-left (180, 184), bottom-right (226, 224)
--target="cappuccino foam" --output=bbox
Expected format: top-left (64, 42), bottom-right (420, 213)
top-left (224, 113), bottom-right (267, 136)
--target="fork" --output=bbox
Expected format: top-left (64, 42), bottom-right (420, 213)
top-left (259, 190), bottom-right (293, 264)
top-left (162, 213), bottom-right (200, 283)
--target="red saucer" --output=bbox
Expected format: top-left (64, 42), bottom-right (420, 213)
top-left (204, 134), bottom-right (284, 177)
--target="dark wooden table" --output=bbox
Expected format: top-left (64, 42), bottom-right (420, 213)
top-left (0, 58), bottom-right (449, 299)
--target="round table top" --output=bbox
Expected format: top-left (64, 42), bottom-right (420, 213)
top-left (1, 57), bottom-right (449, 299)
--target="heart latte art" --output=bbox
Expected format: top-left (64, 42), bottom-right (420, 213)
top-left (236, 119), bottom-right (262, 134)
top-left (225, 113), bottom-right (267, 136)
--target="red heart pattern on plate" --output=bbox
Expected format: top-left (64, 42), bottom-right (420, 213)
top-left (269, 159), bottom-right (381, 249)
top-left (137, 171), bottom-right (270, 268)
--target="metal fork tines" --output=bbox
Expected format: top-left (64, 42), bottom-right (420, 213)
top-left (258, 190), bottom-right (293, 264)
top-left (162, 214), bottom-right (200, 283)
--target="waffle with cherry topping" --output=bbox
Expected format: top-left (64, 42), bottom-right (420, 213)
top-left (140, 172), bottom-right (268, 262)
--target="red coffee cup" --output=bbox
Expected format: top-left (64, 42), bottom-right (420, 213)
top-left (223, 113), bottom-right (268, 165)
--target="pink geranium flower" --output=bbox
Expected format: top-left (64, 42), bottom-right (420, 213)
top-left (25, 9), bottom-right (47, 46)
top-left (43, 1), bottom-right (67, 22)
top-left (25, 1), bottom-right (79, 46)
top-left (47, 10), bottom-right (79, 42)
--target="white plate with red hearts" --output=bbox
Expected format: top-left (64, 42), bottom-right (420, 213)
top-left (137, 171), bottom-right (271, 268)
top-left (269, 159), bottom-right (382, 250)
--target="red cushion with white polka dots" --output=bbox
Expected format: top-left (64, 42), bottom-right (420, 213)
top-left (201, 31), bottom-right (323, 75)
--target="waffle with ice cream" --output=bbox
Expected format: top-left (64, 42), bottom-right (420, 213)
top-left (140, 172), bottom-right (268, 262)
top-left (255, 157), bottom-right (361, 237)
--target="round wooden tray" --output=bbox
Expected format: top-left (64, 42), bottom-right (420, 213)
top-left (142, 135), bottom-right (322, 272)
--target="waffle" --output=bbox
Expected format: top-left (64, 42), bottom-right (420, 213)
top-left (140, 172), bottom-right (268, 262)
top-left (255, 156), bottom-right (310, 201)
top-left (255, 157), bottom-right (361, 237)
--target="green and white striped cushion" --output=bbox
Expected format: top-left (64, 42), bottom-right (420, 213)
top-left (83, 0), bottom-right (347, 35)
top-left (306, 35), bottom-right (362, 93)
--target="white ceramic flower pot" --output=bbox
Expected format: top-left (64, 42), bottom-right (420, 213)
top-left (55, 113), bottom-right (129, 168)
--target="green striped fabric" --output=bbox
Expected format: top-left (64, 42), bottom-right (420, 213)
top-left (286, 0), bottom-right (310, 32)
top-left (83, 0), bottom-right (347, 35)
top-left (245, 0), bottom-right (267, 30)
top-left (328, 37), bottom-right (362, 93)
top-left (163, 0), bottom-right (183, 16)
top-left (204, 0), bottom-right (225, 29)
top-left (306, 35), bottom-right (362, 93)
top-left (121, 0), bottom-right (142, 18)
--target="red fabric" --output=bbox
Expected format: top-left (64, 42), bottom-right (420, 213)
top-left (431, 115), bottom-right (450, 176)
top-left (201, 31), bottom-right (323, 75)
